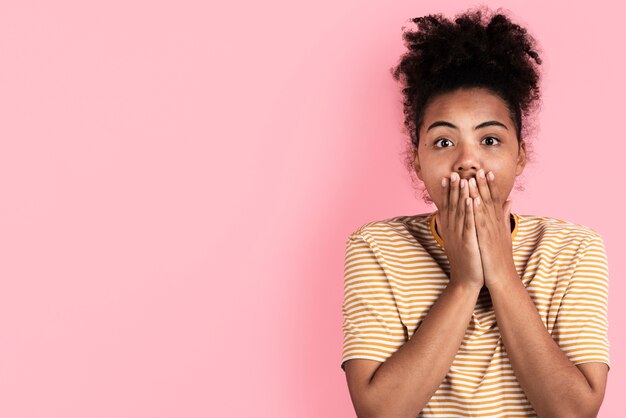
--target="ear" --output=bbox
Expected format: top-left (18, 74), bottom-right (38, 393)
top-left (413, 148), bottom-right (423, 180)
top-left (515, 140), bottom-right (527, 176)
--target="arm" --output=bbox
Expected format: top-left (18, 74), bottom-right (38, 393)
top-left (467, 171), bottom-right (609, 417)
top-left (488, 268), bottom-right (606, 418)
top-left (345, 281), bottom-right (481, 418)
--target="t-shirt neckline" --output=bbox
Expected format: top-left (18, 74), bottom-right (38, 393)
top-left (428, 210), bottom-right (519, 250)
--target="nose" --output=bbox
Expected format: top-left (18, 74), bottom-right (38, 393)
top-left (454, 143), bottom-right (480, 178)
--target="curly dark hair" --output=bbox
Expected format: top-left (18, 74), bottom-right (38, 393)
top-left (390, 6), bottom-right (543, 204)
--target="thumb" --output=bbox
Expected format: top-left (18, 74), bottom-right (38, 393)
top-left (503, 200), bottom-right (512, 227)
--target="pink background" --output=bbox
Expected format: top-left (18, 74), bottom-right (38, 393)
top-left (0, 1), bottom-right (623, 417)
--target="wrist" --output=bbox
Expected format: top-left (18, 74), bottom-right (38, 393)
top-left (485, 268), bottom-right (520, 292)
top-left (447, 280), bottom-right (483, 295)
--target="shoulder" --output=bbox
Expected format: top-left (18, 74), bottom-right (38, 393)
top-left (517, 213), bottom-right (605, 247)
top-left (347, 213), bottom-right (432, 241)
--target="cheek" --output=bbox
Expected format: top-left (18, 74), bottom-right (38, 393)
top-left (490, 174), bottom-right (514, 200)
top-left (426, 175), bottom-right (447, 207)
top-left (425, 174), bottom-right (442, 195)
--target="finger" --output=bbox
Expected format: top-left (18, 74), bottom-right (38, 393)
top-left (476, 169), bottom-right (494, 208)
top-left (473, 194), bottom-right (483, 227)
top-left (476, 169), bottom-right (500, 228)
top-left (504, 200), bottom-right (512, 229)
top-left (449, 172), bottom-right (460, 228)
top-left (468, 177), bottom-right (486, 227)
top-left (486, 170), bottom-right (503, 207)
top-left (441, 175), bottom-right (449, 222)
top-left (469, 177), bottom-right (479, 199)
top-left (461, 177), bottom-right (469, 205)
top-left (464, 194), bottom-right (476, 240)
top-left (456, 178), bottom-right (467, 232)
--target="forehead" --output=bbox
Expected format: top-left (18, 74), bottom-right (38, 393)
top-left (423, 88), bottom-right (512, 123)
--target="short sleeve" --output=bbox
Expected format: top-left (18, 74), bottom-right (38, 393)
top-left (553, 234), bottom-right (611, 371)
top-left (340, 233), bottom-right (406, 371)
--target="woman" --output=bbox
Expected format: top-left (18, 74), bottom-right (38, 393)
top-left (340, 7), bottom-right (610, 417)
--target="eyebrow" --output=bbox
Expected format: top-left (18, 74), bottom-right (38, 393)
top-left (426, 120), bottom-right (509, 132)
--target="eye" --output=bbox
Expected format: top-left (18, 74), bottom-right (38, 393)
top-left (482, 136), bottom-right (501, 146)
top-left (434, 138), bottom-right (453, 148)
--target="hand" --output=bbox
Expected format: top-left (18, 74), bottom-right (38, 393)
top-left (437, 172), bottom-right (484, 290)
top-left (467, 169), bottom-right (517, 289)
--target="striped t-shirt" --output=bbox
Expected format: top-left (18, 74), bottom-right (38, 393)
top-left (340, 211), bottom-right (610, 417)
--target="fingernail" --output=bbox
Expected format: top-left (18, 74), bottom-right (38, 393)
top-left (460, 179), bottom-right (465, 189)
top-left (470, 178), bottom-right (476, 188)
top-left (451, 172), bottom-right (458, 182)
top-left (479, 169), bottom-right (485, 179)
top-left (487, 171), bottom-right (495, 181)
top-left (475, 197), bottom-right (481, 206)
top-left (441, 177), bottom-right (447, 187)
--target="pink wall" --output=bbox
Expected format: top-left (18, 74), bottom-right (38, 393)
top-left (0, 1), bottom-right (623, 417)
